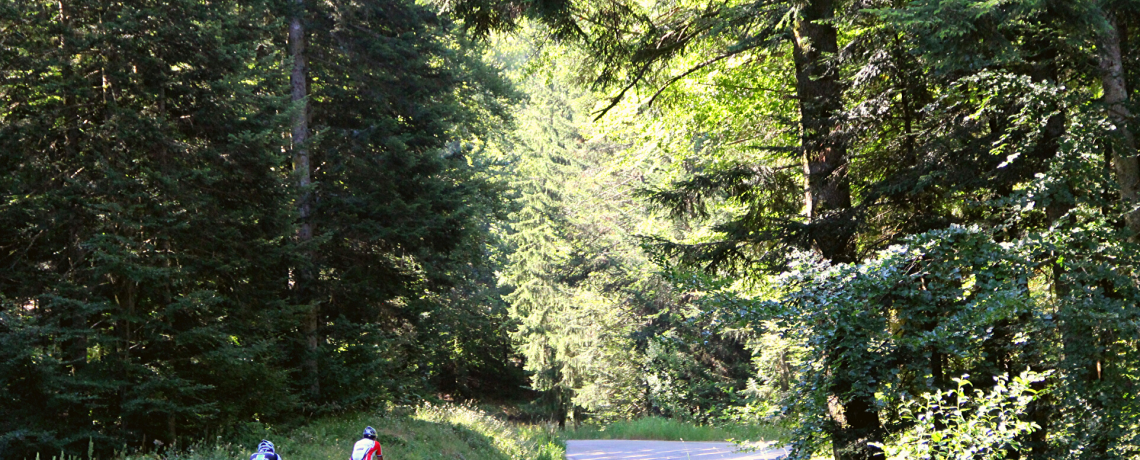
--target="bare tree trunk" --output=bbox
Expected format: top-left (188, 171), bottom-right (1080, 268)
top-left (793, 0), bottom-right (854, 264)
top-left (289, 0), bottom-right (319, 398)
top-left (1097, 9), bottom-right (1140, 238)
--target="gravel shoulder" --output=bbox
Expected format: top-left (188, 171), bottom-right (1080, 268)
top-left (565, 440), bottom-right (789, 460)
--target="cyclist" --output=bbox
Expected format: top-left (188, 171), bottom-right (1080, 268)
top-left (350, 426), bottom-right (383, 460)
top-left (250, 440), bottom-right (282, 460)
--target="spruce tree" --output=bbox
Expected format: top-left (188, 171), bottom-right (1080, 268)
top-left (0, 0), bottom-right (294, 455)
top-left (295, 0), bottom-right (520, 406)
top-left (498, 52), bottom-right (583, 425)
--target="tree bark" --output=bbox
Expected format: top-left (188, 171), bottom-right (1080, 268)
top-left (793, 0), bottom-right (854, 264)
top-left (289, 0), bottom-right (319, 398)
top-left (1068, 8), bottom-right (1131, 439)
top-left (1097, 9), bottom-right (1140, 238)
top-left (828, 340), bottom-right (884, 460)
top-left (792, 2), bottom-right (881, 458)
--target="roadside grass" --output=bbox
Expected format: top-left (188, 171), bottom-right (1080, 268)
top-left (415, 404), bottom-right (563, 460)
top-left (562, 416), bottom-right (787, 443)
top-left (85, 407), bottom-right (780, 460)
top-left (108, 405), bottom-right (563, 460)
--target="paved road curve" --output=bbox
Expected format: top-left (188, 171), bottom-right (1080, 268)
top-left (565, 440), bottom-right (789, 460)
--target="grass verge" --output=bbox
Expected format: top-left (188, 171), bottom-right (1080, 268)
top-left (89, 408), bottom-right (779, 460)
top-left (562, 416), bottom-right (786, 443)
top-left (110, 405), bottom-right (562, 460)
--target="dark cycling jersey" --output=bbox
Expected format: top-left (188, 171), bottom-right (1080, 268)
top-left (251, 452), bottom-right (282, 460)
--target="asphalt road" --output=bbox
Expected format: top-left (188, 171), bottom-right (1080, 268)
top-left (565, 440), bottom-right (789, 460)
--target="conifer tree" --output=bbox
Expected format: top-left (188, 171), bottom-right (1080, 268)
top-left (492, 31), bottom-right (759, 423)
top-left (296, 0), bottom-right (519, 405)
top-left (0, 0), bottom-right (293, 455)
top-left (2, 0), bottom-right (526, 454)
top-left (288, 0), bottom-right (320, 398)
top-left (499, 55), bottom-right (584, 425)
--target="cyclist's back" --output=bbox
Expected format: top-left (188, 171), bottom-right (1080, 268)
top-left (351, 426), bottom-right (383, 460)
top-left (251, 440), bottom-right (282, 460)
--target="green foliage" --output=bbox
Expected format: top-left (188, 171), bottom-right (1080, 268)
top-left (634, 267), bottom-right (758, 423)
top-left (876, 371), bottom-right (1046, 460)
top-left (6, 0), bottom-right (1140, 457)
top-left (491, 26), bottom-right (762, 425)
top-left (1, 0), bottom-right (526, 456)
top-left (0, 0), bottom-right (295, 455)
top-left (299, 0), bottom-right (524, 408)
top-left (767, 213), bottom-right (1140, 458)
top-left (537, 0), bottom-right (1140, 456)
top-left (769, 227), bottom-right (1040, 458)
top-left (494, 29), bottom-right (591, 418)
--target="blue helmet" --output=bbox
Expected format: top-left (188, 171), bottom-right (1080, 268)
top-left (258, 440), bottom-right (275, 453)
top-left (363, 426), bottom-right (377, 440)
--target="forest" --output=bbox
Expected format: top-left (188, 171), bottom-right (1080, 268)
top-left (2, 0), bottom-right (1139, 459)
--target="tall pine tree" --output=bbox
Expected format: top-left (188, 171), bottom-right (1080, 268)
top-left (0, 0), bottom-right (295, 455)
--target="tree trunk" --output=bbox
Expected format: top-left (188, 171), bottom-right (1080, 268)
top-left (828, 340), bottom-right (884, 460)
top-left (793, 0), bottom-right (854, 264)
top-left (1097, 9), bottom-right (1140, 238)
top-left (793, 2), bottom-right (880, 458)
top-left (1074, 11), bottom-right (1138, 453)
top-left (791, 30), bottom-right (868, 446)
top-left (289, 0), bottom-right (319, 398)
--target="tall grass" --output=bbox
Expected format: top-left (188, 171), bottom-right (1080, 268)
top-left (562, 417), bottom-right (787, 443)
top-left (416, 404), bottom-right (563, 460)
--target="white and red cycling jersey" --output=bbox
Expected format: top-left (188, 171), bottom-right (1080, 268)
top-left (351, 438), bottom-right (382, 460)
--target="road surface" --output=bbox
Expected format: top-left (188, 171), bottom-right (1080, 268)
top-left (565, 440), bottom-right (789, 460)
